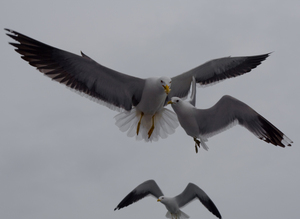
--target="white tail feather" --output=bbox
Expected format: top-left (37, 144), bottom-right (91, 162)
top-left (199, 136), bottom-right (209, 151)
top-left (165, 210), bottom-right (190, 219)
top-left (114, 108), bottom-right (179, 142)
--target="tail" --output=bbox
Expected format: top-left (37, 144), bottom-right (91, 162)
top-left (199, 136), bottom-right (209, 151)
top-left (165, 210), bottom-right (189, 219)
top-left (114, 108), bottom-right (179, 142)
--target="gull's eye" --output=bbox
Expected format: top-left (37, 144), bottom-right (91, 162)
top-left (161, 80), bottom-right (163, 83)
top-left (176, 100), bottom-right (179, 103)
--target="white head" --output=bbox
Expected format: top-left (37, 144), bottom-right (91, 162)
top-left (157, 196), bottom-right (178, 207)
top-left (157, 196), bottom-right (185, 218)
top-left (157, 196), bottom-right (175, 209)
top-left (157, 196), bottom-right (166, 204)
top-left (158, 77), bottom-right (171, 95)
top-left (167, 97), bottom-right (194, 115)
top-left (167, 97), bottom-right (182, 106)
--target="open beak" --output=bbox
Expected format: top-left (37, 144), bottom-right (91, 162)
top-left (167, 100), bottom-right (173, 105)
top-left (163, 84), bottom-right (171, 94)
top-left (157, 199), bottom-right (161, 202)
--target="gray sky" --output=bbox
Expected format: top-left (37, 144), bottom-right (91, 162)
top-left (1, 1), bottom-right (299, 218)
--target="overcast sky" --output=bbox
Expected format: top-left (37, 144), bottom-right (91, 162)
top-left (1, 1), bottom-right (299, 219)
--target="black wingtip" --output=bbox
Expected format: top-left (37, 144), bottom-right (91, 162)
top-left (264, 52), bottom-right (272, 58)
top-left (5, 29), bottom-right (21, 42)
top-left (4, 28), bottom-right (12, 32)
top-left (253, 52), bottom-right (271, 62)
top-left (210, 200), bottom-right (222, 219)
top-left (4, 28), bottom-right (16, 36)
top-left (5, 28), bottom-right (13, 38)
top-left (257, 115), bottom-right (293, 147)
top-left (80, 51), bottom-right (92, 59)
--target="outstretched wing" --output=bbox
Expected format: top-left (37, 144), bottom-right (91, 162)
top-left (5, 29), bottom-right (145, 111)
top-left (175, 183), bottom-right (222, 219)
top-left (114, 180), bottom-right (164, 210)
top-left (195, 95), bottom-right (292, 147)
top-left (167, 53), bottom-right (270, 101)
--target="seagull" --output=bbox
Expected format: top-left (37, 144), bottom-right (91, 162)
top-left (114, 179), bottom-right (222, 219)
top-left (168, 77), bottom-right (293, 153)
top-left (5, 28), bottom-right (270, 141)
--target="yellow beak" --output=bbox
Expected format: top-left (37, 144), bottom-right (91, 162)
top-left (163, 84), bottom-right (171, 94)
top-left (167, 100), bottom-right (173, 105)
top-left (157, 199), bottom-right (161, 202)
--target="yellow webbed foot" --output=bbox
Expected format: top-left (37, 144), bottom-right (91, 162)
top-left (136, 112), bottom-right (144, 135)
top-left (147, 115), bottom-right (155, 139)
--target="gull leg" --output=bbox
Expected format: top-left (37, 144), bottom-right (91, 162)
top-left (193, 137), bottom-right (201, 153)
top-left (148, 115), bottom-right (155, 138)
top-left (136, 112), bottom-right (144, 135)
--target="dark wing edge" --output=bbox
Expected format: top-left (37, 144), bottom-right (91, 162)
top-left (175, 183), bottom-right (222, 219)
top-left (250, 113), bottom-right (293, 147)
top-left (5, 28), bottom-right (145, 111)
top-left (195, 95), bottom-right (293, 147)
top-left (114, 190), bottom-right (150, 211)
top-left (194, 53), bottom-right (271, 85)
top-left (168, 53), bottom-right (270, 101)
top-left (114, 180), bottom-right (163, 211)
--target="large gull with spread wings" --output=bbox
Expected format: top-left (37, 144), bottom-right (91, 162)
top-left (114, 179), bottom-right (222, 219)
top-left (6, 28), bottom-right (269, 142)
top-left (168, 78), bottom-right (293, 153)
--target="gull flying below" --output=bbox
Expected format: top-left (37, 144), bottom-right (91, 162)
top-left (6, 28), bottom-right (270, 142)
top-left (114, 179), bottom-right (222, 219)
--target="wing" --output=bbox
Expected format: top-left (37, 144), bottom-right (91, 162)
top-left (167, 53), bottom-right (270, 101)
top-left (195, 95), bottom-right (292, 147)
top-left (5, 29), bottom-right (145, 111)
top-left (114, 180), bottom-right (164, 210)
top-left (175, 183), bottom-right (222, 219)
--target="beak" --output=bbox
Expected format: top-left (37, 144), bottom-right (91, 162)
top-left (157, 199), bottom-right (161, 202)
top-left (167, 100), bottom-right (173, 105)
top-left (163, 84), bottom-right (171, 94)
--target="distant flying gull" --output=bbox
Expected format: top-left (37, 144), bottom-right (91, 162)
top-left (168, 77), bottom-right (293, 153)
top-left (114, 179), bottom-right (222, 219)
top-left (5, 28), bottom-right (270, 142)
